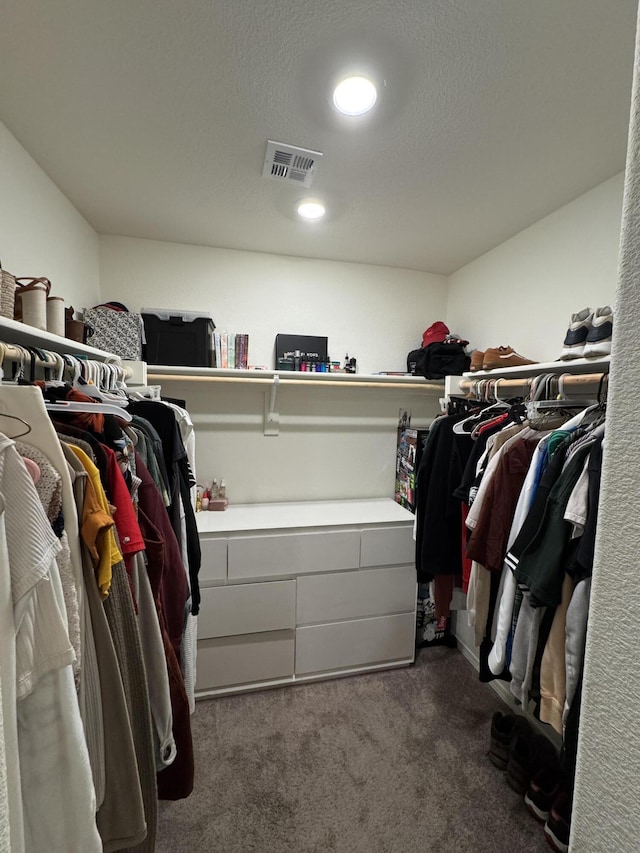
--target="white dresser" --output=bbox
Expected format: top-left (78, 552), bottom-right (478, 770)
top-left (195, 498), bottom-right (417, 697)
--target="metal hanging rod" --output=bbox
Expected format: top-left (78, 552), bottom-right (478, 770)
top-left (459, 372), bottom-right (607, 398)
top-left (147, 372), bottom-right (444, 392)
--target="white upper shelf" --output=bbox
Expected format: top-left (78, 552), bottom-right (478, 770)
top-left (0, 316), bottom-right (119, 361)
top-left (462, 355), bottom-right (610, 380)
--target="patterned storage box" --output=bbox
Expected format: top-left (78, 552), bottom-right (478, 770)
top-left (83, 303), bottom-right (144, 359)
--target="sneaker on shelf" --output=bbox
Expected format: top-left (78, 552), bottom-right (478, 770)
top-left (524, 765), bottom-right (563, 823)
top-left (470, 350), bottom-right (485, 372)
top-left (482, 346), bottom-right (538, 371)
top-left (544, 790), bottom-right (572, 853)
top-left (506, 732), bottom-right (558, 795)
top-left (583, 306), bottom-right (613, 358)
top-left (489, 711), bottom-right (531, 771)
top-left (559, 308), bottom-right (593, 360)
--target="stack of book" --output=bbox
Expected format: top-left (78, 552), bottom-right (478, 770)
top-left (213, 332), bottom-right (249, 369)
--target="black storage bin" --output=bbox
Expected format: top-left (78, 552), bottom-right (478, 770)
top-left (142, 309), bottom-right (215, 367)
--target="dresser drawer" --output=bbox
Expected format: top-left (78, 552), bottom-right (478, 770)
top-left (198, 580), bottom-right (296, 639)
top-left (360, 525), bottom-right (415, 568)
top-left (196, 630), bottom-right (295, 691)
top-left (199, 536), bottom-right (227, 584)
top-left (295, 613), bottom-right (415, 675)
top-left (296, 566), bottom-right (416, 626)
top-left (227, 529), bottom-right (360, 580)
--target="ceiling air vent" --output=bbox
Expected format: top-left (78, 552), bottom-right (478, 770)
top-left (262, 140), bottom-right (323, 188)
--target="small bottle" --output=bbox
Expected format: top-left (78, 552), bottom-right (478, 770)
top-left (201, 489), bottom-right (210, 511)
top-left (218, 480), bottom-right (226, 500)
top-left (195, 488), bottom-right (202, 513)
top-left (211, 479), bottom-right (218, 499)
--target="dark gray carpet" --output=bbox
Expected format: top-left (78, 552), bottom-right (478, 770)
top-left (157, 648), bottom-right (548, 852)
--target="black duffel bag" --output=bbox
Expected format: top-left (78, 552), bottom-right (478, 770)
top-left (409, 340), bottom-right (470, 379)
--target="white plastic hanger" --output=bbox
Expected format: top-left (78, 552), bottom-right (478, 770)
top-left (45, 400), bottom-right (133, 422)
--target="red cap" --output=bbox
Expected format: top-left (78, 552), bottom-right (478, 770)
top-left (422, 321), bottom-right (450, 348)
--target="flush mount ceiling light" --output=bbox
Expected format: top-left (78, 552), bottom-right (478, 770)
top-left (332, 75), bottom-right (377, 116)
top-left (297, 200), bottom-right (326, 221)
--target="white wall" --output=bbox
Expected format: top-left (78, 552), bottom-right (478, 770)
top-left (160, 376), bottom-right (440, 504)
top-left (0, 121), bottom-right (100, 309)
top-left (99, 235), bottom-right (447, 375)
top-left (571, 19), bottom-right (640, 849)
top-left (99, 235), bottom-right (447, 502)
top-left (445, 173), bottom-right (624, 362)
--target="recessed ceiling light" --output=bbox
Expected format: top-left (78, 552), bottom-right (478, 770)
top-left (297, 200), bottom-right (326, 221)
top-left (333, 76), bottom-right (377, 116)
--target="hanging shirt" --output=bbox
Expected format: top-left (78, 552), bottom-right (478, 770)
top-left (0, 434), bottom-right (101, 853)
top-left (70, 445), bottom-right (122, 598)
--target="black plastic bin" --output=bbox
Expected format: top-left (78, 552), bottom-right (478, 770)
top-left (142, 309), bottom-right (215, 367)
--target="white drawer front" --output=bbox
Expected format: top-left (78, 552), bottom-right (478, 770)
top-left (296, 566), bottom-right (416, 626)
top-left (228, 530), bottom-right (360, 580)
top-left (196, 630), bottom-right (295, 691)
top-left (199, 536), bottom-right (228, 583)
top-left (360, 525), bottom-right (415, 568)
top-left (198, 580), bottom-right (296, 639)
top-left (295, 613), bottom-right (415, 675)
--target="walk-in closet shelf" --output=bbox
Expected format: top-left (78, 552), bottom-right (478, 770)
top-left (0, 316), bottom-right (120, 361)
top-left (458, 355), bottom-right (610, 381)
top-left (195, 498), bottom-right (417, 697)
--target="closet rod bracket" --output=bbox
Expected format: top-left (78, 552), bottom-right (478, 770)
top-left (264, 374), bottom-right (280, 436)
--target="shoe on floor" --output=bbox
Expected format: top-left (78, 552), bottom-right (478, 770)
top-left (559, 308), bottom-right (593, 360)
top-left (470, 350), bottom-right (485, 372)
top-left (482, 346), bottom-right (538, 371)
top-left (544, 790), bottom-right (572, 853)
top-left (506, 732), bottom-right (558, 795)
top-left (489, 711), bottom-right (531, 771)
top-left (524, 765), bottom-right (563, 823)
top-left (583, 306), bottom-right (613, 357)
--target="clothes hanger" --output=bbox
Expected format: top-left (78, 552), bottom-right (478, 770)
top-left (45, 400), bottom-right (133, 422)
top-left (0, 412), bottom-right (32, 439)
top-left (452, 378), bottom-right (511, 434)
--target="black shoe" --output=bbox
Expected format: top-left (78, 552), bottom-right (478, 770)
top-left (489, 711), bottom-right (530, 771)
top-left (524, 765), bottom-right (563, 823)
top-left (544, 790), bottom-right (572, 852)
top-left (506, 731), bottom-right (558, 795)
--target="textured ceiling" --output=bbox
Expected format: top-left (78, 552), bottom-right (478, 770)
top-left (0, 0), bottom-right (636, 274)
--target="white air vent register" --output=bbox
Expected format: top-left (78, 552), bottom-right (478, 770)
top-left (262, 140), bottom-right (323, 188)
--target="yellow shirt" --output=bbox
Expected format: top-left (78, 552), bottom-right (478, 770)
top-left (70, 445), bottom-right (123, 598)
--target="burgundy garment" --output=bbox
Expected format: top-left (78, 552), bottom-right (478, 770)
top-left (433, 574), bottom-right (455, 621)
top-left (466, 434), bottom-right (540, 572)
top-left (138, 508), bottom-right (194, 801)
top-left (135, 452), bottom-right (188, 664)
top-left (461, 505), bottom-right (472, 593)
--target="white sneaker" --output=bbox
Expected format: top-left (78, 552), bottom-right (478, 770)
top-left (583, 306), bottom-right (613, 357)
top-left (559, 308), bottom-right (593, 360)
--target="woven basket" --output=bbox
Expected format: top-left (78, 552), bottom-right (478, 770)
top-left (0, 261), bottom-right (17, 320)
top-left (14, 277), bottom-right (51, 330)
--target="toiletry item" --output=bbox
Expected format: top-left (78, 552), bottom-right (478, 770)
top-left (294, 350), bottom-right (302, 371)
top-left (218, 480), bottom-right (227, 500)
top-left (208, 497), bottom-right (228, 511)
top-left (196, 488), bottom-right (202, 513)
top-left (211, 479), bottom-right (218, 499)
top-left (201, 489), bottom-right (210, 511)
